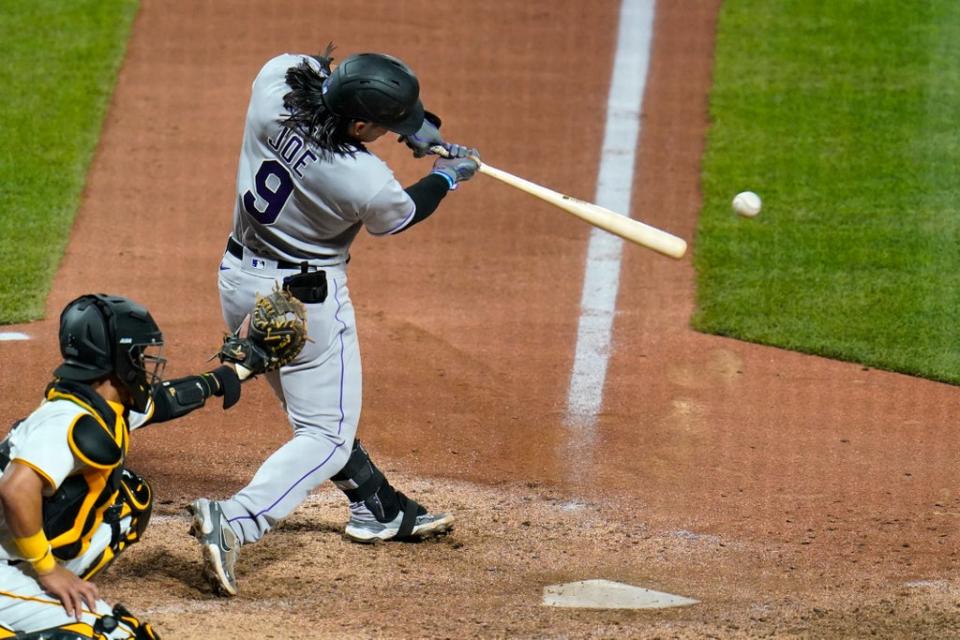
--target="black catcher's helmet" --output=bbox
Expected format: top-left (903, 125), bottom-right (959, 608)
top-left (54, 294), bottom-right (165, 413)
top-left (320, 52), bottom-right (425, 136)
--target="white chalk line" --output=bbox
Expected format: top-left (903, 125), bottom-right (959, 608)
top-left (565, 0), bottom-right (655, 428)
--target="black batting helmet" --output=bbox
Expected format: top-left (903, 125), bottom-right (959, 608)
top-left (320, 53), bottom-right (425, 136)
top-left (54, 294), bottom-right (165, 412)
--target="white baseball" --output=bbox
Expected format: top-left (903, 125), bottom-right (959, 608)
top-left (732, 191), bottom-right (762, 217)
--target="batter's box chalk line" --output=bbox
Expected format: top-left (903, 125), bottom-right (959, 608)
top-left (0, 332), bottom-right (30, 341)
top-left (542, 579), bottom-right (698, 610)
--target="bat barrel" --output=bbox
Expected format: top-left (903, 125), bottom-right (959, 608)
top-left (477, 163), bottom-right (687, 259)
top-left (428, 145), bottom-right (687, 259)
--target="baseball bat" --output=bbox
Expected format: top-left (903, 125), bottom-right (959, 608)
top-left (430, 146), bottom-right (687, 259)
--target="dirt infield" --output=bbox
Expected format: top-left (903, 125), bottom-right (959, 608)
top-left (2, 1), bottom-right (959, 638)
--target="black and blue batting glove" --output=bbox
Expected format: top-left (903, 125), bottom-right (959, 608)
top-left (431, 148), bottom-right (480, 190)
top-left (400, 110), bottom-right (445, 158)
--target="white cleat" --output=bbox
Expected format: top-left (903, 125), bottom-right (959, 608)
top-left (344, 499), bottom-right (454, 543)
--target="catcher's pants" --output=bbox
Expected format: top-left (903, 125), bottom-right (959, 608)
top-left (0, 516), bottom-right (140, 638)
top-left (217, 247), bottom-right (359, 544)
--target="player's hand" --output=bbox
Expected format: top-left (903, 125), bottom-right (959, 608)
top-left (38, 564), bottom-right (99, 621)
top-left (400, 111), bottom-right (444, 158)
top-left (431, 148), bottom-right (481, 189)
top-left (441, 143), bottom-right (473, 159)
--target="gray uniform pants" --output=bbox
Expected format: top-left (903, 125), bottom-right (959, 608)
top-left (216, 248), bottom-right (361, 544)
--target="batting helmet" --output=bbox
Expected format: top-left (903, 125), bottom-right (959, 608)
top-left (54, 294), bottom-right (165, 412)
top-left (321, 53), bottom-right (425, 136)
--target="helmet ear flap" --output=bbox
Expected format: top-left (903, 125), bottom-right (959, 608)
top-left (88, 294), bottom-right (116, 367)
top-left (55, 295), bottom-right (115, 381)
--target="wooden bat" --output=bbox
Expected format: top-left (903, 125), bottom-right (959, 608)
top-left (430, 146), bottom-right (687, 259)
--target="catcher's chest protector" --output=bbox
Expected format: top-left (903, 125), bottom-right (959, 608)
top-left (0, 385), bottom-right (130, 561)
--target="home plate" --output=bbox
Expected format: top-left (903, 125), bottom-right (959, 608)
top-left (543, 579), bottom-right (698, 609)
top-left (0, 332), bottom-right (30, 341)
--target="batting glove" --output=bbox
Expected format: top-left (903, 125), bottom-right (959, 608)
top-left (431, 148), bottom-right (480, 190)
top-left (400, 111), bottom-right (445, 158)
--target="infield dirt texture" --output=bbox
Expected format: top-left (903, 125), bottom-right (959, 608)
top-left (1, 1), bottom-right (959, 639)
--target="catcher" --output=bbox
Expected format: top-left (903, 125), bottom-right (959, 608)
top-left (0, 291), bottom-right (304, 639)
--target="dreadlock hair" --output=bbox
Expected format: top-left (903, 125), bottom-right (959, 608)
top-left (281, 42), bottom-right (365, 159)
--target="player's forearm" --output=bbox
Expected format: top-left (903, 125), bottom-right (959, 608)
top-left (400, 173), bottom-right (450, 231)
top-left (148, 365), bottom-right (241, 424)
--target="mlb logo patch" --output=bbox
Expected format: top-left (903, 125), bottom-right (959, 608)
top-left (251, 258), bottom-right (266, 270)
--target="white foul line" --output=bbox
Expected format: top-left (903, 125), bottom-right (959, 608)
top-left (565, 0), bottom-right (655, 427)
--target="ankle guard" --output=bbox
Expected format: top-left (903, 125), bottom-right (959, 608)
top-left (331, 441), bottom-right (427, 536)
top-left (331, 441), bottom-right (402, 522)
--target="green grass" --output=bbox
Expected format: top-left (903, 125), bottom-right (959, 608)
top-left (694, 0), bottom-right (960, 383)
top-left (0, 0), bottom-right (138, 323)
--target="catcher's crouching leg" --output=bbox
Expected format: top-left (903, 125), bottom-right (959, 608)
top-left (331, 441), bottom-right (453, 543)
top-left (1, 605), bottom-right (160, 640)
top-left (81, 469), bottom-right (153, 580)
top-left (0, 627), bottom-right (99, 640)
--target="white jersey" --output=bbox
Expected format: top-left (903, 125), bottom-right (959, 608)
top-left (0, 397), bottom-right (146, 563)
top-left (232, 54), bottom-right (417, 265)
top-left (0, 401), bottom-right (88, 562)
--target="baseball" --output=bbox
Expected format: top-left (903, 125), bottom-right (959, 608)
top-left (732, 191), bottom-right (762, 217)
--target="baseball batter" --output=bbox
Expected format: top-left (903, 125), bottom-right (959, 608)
top-left (0, 294), bottom-right (247, 639)
top-left (188, 44), bottom-right (480, 597)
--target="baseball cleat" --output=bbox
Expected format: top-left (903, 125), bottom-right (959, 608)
top-left (187, 498), bottom-right (240, 596)
top-left (344, 502), bottom-right (455, 543)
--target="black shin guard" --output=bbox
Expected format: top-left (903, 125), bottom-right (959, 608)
top-left (331, 441), bottom-right (418, 523)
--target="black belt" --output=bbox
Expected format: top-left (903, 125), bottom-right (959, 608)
top-left (226, 237), bottom-right (335, 270)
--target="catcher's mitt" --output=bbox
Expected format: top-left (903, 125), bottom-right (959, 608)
top-left (218, 285), bottom-right (308, 380)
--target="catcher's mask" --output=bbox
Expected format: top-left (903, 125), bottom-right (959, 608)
top-left (54, 294), bottom-right (166, 413)
top-left (320, 52), bottom-right (425, 136)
